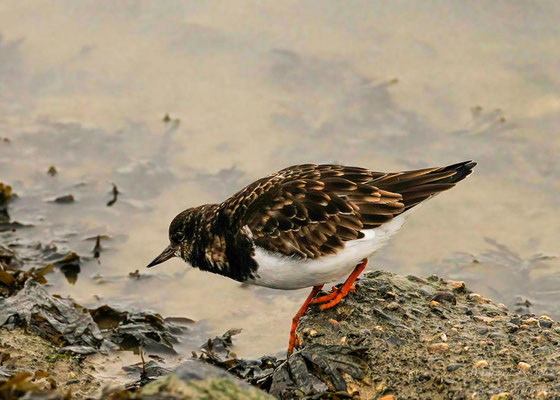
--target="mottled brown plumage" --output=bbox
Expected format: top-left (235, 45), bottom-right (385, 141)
top-left (219, 161), bottom-right (475, 260)
top-left (148, 161), bottom-right (476, 283)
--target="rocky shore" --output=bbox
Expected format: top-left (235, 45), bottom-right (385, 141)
top-left (2, 268), bottom-right (559, 399)
top-left (2, 182), bottom-right (560, 399)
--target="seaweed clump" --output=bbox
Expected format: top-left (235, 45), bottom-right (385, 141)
top-left (0, 280), bottom-right (104, 354)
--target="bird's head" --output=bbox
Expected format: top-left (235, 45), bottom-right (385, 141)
top-left (146, 209), bottom-right (195, 268)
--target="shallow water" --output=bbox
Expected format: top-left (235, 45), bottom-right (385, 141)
top-left (1, 1), bottom-right (559, 358)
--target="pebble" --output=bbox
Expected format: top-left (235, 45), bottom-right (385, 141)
top-left (490, 393), bottom-right (511, 400)
top-left (447, 279), bottom-right (466, 291)
top-left (446, 364), bottom-right (461, 372)
top-left (439, 333), bottom-right (448, 342)
top-left (430, 291), bottom-right (457, 305)
top-left (429, 300), bottom-right (440, 308)
top-left (302, 328), bottom-right (319, 338)
top-left (522, 317), bottom-right (539, 326)
top-left (539, 317), bottom-right (553, 328)
top-left (327, 318), bottom-right (340, 331)
top-left (536, 392), bottom-right (548, 399)
top-left (473, 360), bottom-right (489, 369)
top-left (540, 315), bottom-right (554, 323)
top-left (474, 315), bottom-right (502, 324)
top-left (408, 275), bottom-right (427, 284)
top-left (509, 317), bottom-right (521, 326)
top-left (379, 395), bottom-right (395, 400)
top-left (488, 332), bottom-right (508, 340)
top-left (469, 293), bottom-right (485, 303)
top-left (429, 343), bottom-right (449, 352)
top-left (517, 362), bottom-right (531, 371)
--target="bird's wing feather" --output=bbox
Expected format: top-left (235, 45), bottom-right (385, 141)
top-left (218, 161), bottom-right (475, 259)
top-left (219, 164), bottom-right (406, 259)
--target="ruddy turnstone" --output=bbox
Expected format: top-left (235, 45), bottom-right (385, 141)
top-left (146, 161), bottom-right (476, 354)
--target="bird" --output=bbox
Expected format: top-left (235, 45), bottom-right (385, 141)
top-left (146, 161), bottom-right (476, 355)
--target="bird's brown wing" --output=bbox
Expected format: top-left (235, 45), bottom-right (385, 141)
top-left (219, 162), bottom-right (475, 259)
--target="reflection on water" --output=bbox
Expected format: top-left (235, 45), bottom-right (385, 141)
top-left (1, 2), bottom-right (559, 357)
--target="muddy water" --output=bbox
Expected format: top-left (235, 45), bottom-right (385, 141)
top-left (1, 2), bottom-right (559, 358)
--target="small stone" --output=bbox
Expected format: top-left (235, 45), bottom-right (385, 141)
top-left (408, 275), bottom-right (427, 284)
top-left (468, 293), bottom-right (490, 303)
top-left (490, 393), bottom-right (511, 400)
top-left (539, 317), bottom-right (553, 328)
top-left (506, 323), bottom-right (519, 333)
top-left (385, 291), bottom-right (397, 299)
top-left (536, 392), bottom-right (548, 399)
top-left (302, 328), bottom-right (319, 338)
top-left (419, 372), bottom-right (432, 381)
top-left (542, 374), bottom-right (556, 381)
top-left (327, 318), bottom-right (340, 330)
top-left (488, 332), bottom-right (508, 340)
top-left (474, 360), bottom-right (489, 369)
top-left (517, 362), bottom-right (531, 371)
top-left (509, 317), bottom-right (522, 326)
top-left (429, 300), bottom-right (440, 308)
top-left (386, 301), bottom-right (400, 311)
top-left (430, 291), bottom-right (457, 305)
top-left (476, 327), bottom-right (489, 335)
top-left (446, 364), bottom-right (461, 372)
top-left (439, 333), bottom-right (448, 342)
top-left (474, 315), bottom-right (502, 324)
top-left (379, 396), bottom-right (395, 400)
top-left (429, 343), bottom-right (449, 352)
top-left (447, 279), bottom-right (466, 291)
top-left (522, 317), bottom-right (539, 326)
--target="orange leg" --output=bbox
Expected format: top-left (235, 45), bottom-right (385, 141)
top-left (311, 258), bottom-right (368, 310)
top-left (288, 284), bottom-right (324, 355)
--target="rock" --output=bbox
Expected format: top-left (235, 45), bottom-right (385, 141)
top-left (137, 359), bottom-right (274, 399)
top-left (293, 271), bottom-right (560, 399)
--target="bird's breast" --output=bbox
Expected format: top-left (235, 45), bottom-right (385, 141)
top-left (246, 214), bottom-right (407, 289)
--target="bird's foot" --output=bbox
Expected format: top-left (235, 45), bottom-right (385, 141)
top-left (311, 285), bottom-right (355, 310)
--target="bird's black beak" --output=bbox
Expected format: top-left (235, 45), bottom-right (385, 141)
top-left (146, 245), bottom-right (177, 268)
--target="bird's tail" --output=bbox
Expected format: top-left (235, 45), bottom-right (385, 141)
top-left (372, 160), bottom-right (477, 210)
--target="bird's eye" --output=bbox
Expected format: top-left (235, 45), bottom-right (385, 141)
top-left (171, 232), bottom-right (184, 243)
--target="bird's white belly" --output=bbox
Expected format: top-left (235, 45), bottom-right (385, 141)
top-left (247, 213), bottom-right (407, 289)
